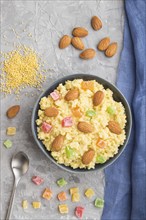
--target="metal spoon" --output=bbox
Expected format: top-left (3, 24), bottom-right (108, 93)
top-left (6, 151), bottom-right (29, 220)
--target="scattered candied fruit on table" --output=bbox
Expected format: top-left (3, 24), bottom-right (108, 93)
top-left (57, 178), bottom-right (67, 187)
top-left (71, 106), bottom-right (82, 118)
top-left (58, 204), bottom-right (69, 214)
top-left (57, 191), bottom-right (67, 201)
top-left (81, 81), bottom-right (94, 91)
top-left (85, 188), bottom-right (95, 199)
top-left (31, 176), bottom-right (44, 185)
top-left (42, 188), bottom-right (52, 200)
top-left (70, 187), bottom-right (79, 195)
top-left (6, 127), bottom-right (16, 136)
top-left (41, 122), bottom-right (52, 133)
top-left (32, 201), bottom-right (41, 209)
top-left (22, 200), bottom-right (28, 209)
top-left (72, 192), bottom-right (80, 202)
top-left (75, 206), bottom-right (85, 219)
top-left (3, 139), bottom-right (12, 149)
top-left (50, 91), bottom-right (60, 101)
top-left (96, 138), bottom-right (106, 148)
top-left (62, 116), bottom-right (73, 127)
top-left (94, 198), bottom-right (104, 208)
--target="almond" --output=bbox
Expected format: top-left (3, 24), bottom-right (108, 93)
top-left (71, 37), bottom-right (85, 50)
top-left (6, 105), bottom-right (20, 118)
top-left (91, 16), bottom-right (102, 31)
top-left (59, 35), bottom-right (71, 49)
top-left (65, 88), bottom-right (79, 101)
top-left (72, 27), bottom-right (88, 37)
top-left (44, 107), bottom-right (59, 117)
top-left (51, 135), bottom-right (64, 152)
top-left (82, 149), bottom-right (95, 165)
top-left (77, 121), bottom-right (94, 133)
top-left (105, 42), bottom-right (118, 57)
top-left (108, 121), bottom-right (122, 135)
top-left (93, 91), bottom-right (104, 106)
top-left (79, 49), bottom-right (96, 60)
top-left (97, 37), bottom-right (110, 51)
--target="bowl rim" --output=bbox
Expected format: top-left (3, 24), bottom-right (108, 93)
top-left (31, 73), bottom-right (132, 173)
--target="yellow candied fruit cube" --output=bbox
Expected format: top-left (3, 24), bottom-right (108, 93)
top-left (32, 201), bottom-right (41, 209)
top-left (72, 192), bottom-right (80, 202)
top-left (70, 187), bottom-right (79, 195)
top-left (22, 200), bottom-right (28, 209)
top-left (6, 127), bottom-right (16, 136)
top-left (85, 188), bottom-right (95, 198)
top-left (58, 204), bottom-right (69, 214)
top-left (42, 188), bottom-right (52, 200)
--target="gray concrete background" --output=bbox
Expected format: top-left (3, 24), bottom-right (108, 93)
top-left (1, 1), bottom-right (124, 219)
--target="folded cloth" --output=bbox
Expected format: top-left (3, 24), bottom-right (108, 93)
top-left (102, 0), bottom-right (146, 220)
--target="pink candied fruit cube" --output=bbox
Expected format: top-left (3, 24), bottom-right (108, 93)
top-left (50, 91), bottom-right (60, 101)
top-left (62, 117), bottom-right (73, 127)
top-left (32, 176), bottom-right (44, 185)
top-left (75, 206), bottom-right (84, 219)
top-left (42, 122), bottom-right (52, 133)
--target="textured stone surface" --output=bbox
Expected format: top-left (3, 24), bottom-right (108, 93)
top-left (1, 0), bottom-right (124, 219)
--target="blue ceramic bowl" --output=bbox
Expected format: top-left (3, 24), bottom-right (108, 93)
top-left (31, 74), bottom-right (132, 173)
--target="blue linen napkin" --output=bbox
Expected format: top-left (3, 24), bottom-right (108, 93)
top-left (102, 0), bottom-right (146, 220)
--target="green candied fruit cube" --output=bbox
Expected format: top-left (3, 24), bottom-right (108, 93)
top-left (107, 106), bottom-right (115, 115)
top-left (3, 139), bottom-right (12, 149)
top-left (57, 178), bottom-right (67, 187)
top-left (86, 109), bottom-right (96, 117)
top-left (96, 155), bottom-right (106, 164)
top-left (94, 198), bottom-right (104, 208)
top-left (65, 146), bottom-right (75, 159)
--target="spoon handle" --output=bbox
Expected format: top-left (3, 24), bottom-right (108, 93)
top-left (5, 180), bottom-right (17, 220)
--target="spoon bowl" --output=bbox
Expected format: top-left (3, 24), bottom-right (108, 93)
top-left (11, 151), bottom-right (29, 179)
top-left (6, 152), bottom-right (29, 220)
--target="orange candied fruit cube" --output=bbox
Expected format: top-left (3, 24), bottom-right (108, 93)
top-left (81, 81), bottom-right (94, 91)
top-left (71, 106), bottom-right (82, 118)
top-left (42, 188), bottom-right (52, 200)
top-left (96, 138), bottom-right (106, 148)
top-left (57, 191), bottom-right (67, 201)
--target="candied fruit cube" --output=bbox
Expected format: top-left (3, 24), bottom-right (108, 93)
top-left (71, 107), bottom-right (82, 118)
top-left (70, 187), bottom-right (79, 195)
top-left (96, 138), bottom-right (106, 148)
top-left (42, 188), bottom-right (52, 200)
top-left (81, 81), bottom-right (94, 91)
top-left (3, 139), bottom-right (12, 149)
top-left (85, 188), bottom-right (95, 198)
top-left (75, 206), bottom-right (85, 219)
top-left (6, 127), bottom-right (16, 136)
top-left (41, 122), bottom-right (52, 133)
top-left (72, 192), bottom-right (80, 202)
top-left (57, 178), bottom-right (67, 187)
top-left (32, 201), bottom-right (41, 209)
top-left (22, 200), bottom-right (28, 209)
top-left (57, 191), bottom-right (67, 201)
top-left (86, 109), bottom-right (96, 117)
top-left (94, 198), bottom-right (104, 208)
top-left (50, 91), bottom-right (60, 101)
top-left (58, 204), bottom-right (68, 214)
top-left (96, 155), bottom-right (106, 164)
top-left (65, 146), bottom-right (75, 159)
top-left (32, 176), bottom-right (44, 185)
top-left (62, 117), bottom-right (73, 127)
